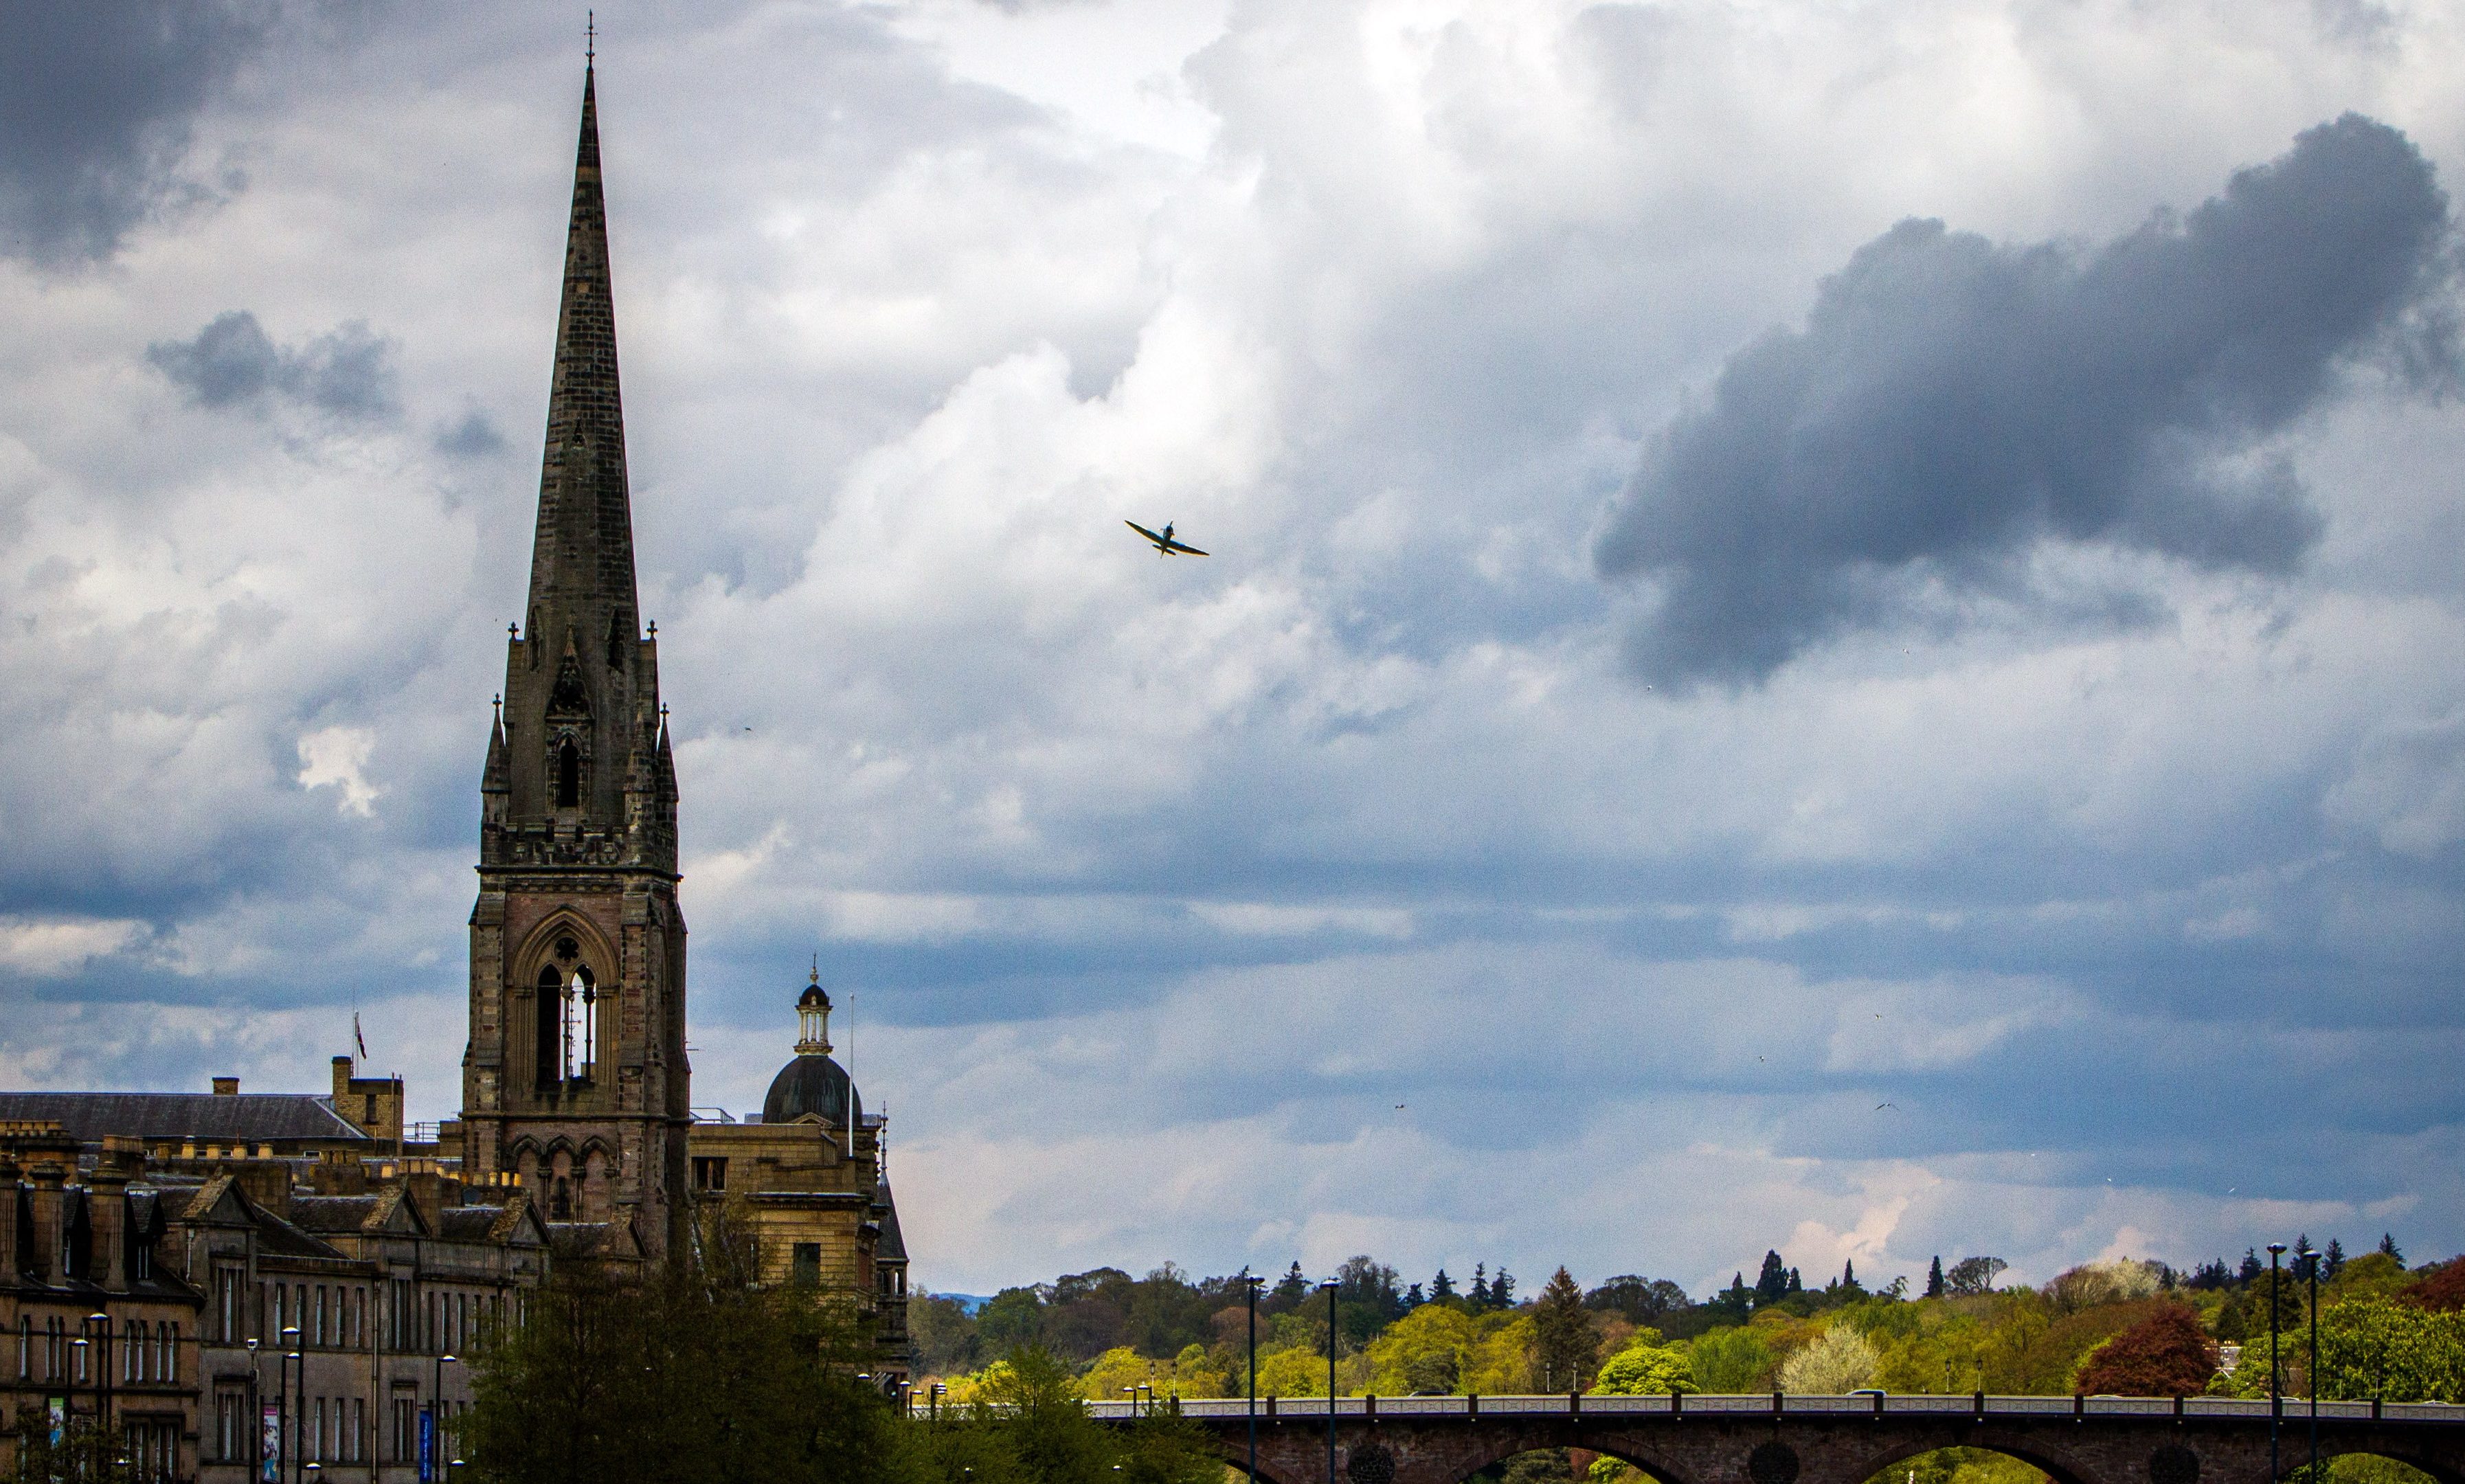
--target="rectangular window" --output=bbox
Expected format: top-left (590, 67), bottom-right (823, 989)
top-left (166, 1323), bottom-right (178, 1383)
top-left (692, 1156), bottom-right (728, 1191)
top-left (315, 1398), bottom-right (326, 1461)
top-left (791, 1243), bottom-right (821, 1286)
top-left (15, 1318), bottom-right (25, 1380)
top-left (316, 1285), bottom-right (328, 1347)
top-left (353, 1397), bottom-right (365, 1462)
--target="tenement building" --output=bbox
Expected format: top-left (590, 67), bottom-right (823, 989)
top-left (0, 57), bottom-right (915, 1480)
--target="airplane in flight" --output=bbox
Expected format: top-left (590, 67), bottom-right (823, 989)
top-left (1125, 519), bottom-right (1208, 556)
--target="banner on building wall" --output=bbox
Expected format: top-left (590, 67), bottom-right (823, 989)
top-left (47, 1397), bottom-right (64, 1448)
top-left (418, 1408), bottom-right (434, 1483)
top-left (261, 1403), bottom-right (280, 1483)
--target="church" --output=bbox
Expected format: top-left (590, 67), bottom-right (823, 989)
top-left (451, 56), bottom-right (913, 1376)
top-left (0, 61), bottom-right (910, 1483)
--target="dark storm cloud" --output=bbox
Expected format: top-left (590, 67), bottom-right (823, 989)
top-left (148, 311), bottom-right (401, 421)
top-left (0, 0), bottom-right (272, 264)
top-left (1595, 114), bottom-right (2457, 686)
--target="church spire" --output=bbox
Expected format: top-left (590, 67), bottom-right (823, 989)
top-left (524, 60), bottom-right (639, 636)
top-left (488, 62), bottom-right (669, 858)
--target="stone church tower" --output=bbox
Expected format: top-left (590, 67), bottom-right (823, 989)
top-left (460, 62), bottom-right (690, 1259)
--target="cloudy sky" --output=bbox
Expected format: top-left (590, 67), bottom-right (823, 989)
top-left (4, 0), bottom-right (2464, 1299)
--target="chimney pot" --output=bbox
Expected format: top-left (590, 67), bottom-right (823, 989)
top-left (212, 1077), bottom-right (239, 1097)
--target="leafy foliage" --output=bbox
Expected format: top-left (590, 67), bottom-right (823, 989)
top-left (1777, 1323), bottom-right (1880, 1393)
top-left (1591, 1334), bottom-right (1697, 1395)
top-left (460, 1246), bottom-right (905, 1484)
top-left (2072, 1304), bottom-right (2218, 1396)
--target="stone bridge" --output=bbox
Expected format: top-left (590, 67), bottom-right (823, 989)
top-left (1083, 1393), bottom-right (2465, 1484)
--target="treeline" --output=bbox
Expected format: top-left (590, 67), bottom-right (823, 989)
top-left (914, 1233), bottom-right (2465, 1408)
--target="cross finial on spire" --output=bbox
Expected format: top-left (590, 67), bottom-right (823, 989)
top-left (810, 956), bottom-right (820, 985)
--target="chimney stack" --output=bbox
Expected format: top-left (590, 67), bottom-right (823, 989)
top-left (212, 1077), bottom-right (239, 1097)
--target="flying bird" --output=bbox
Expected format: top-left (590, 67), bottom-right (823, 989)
top-left (1876, 1102), bottom-right (1900, 1111)
top-left (1126, 519), bottom-right (1208, 556)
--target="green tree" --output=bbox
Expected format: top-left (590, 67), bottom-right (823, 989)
top-left (1755, 1252), bottom-right (1790, 1306)
top-left (1534, 1268), bottom-right (1597, 1391)
top-left (1367, 1304), bottom-right (1473, 1395)
top-left (2315, 1298), bottom-right (2465, 1402)
top-left (978, 1287), bottom-right (1047, 1356)
top-left (1926, 1257), bottom-right (1946, 1298)
top-left (1945, 1257), bottom-right (2006, 1296)
top-left (1592, 1334), bottom-right (1697, 1395)
top-left (912, 1292), bottom-right (982, 1376)
top-left (1686, 1325), bottom-right (1777, 1391)
top-left (462, 1230), bottom-right (910, 1484)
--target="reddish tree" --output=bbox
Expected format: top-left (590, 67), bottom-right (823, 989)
top-left (2403, 1257), bottom-right (2465, 1312)
top-left (2073, 1304), bottom-right (2220, 1397)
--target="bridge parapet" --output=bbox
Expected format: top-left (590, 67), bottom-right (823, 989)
top-left (1083, 1393), bottom-right (2465, 1484)
top-left (1088, 1394), bottom-right (2460, 1424)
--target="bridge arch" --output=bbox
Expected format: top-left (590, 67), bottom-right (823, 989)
top-left (1843, 1434), bottom-right (2098, 1484)
top-left (1578, 1441), bottom-right (1713, 1484)
top-left (2285, 1448), bottom-right (2462, 1484)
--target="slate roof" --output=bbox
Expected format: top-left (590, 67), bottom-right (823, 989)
top-left (874, 1183), bottom-right (907, 1263)
top-left (0, 1093), bottom-right (366, 1144)
top-left (288, 1195), bottom-right (379, 1233)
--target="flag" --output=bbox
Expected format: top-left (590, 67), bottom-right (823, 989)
top-left (354, 1012), bottom-right (368, 1063)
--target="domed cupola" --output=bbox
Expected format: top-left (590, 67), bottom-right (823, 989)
top-left (763, 968), bottom-right (860, 1127)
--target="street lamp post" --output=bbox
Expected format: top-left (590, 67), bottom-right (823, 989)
top-left (71, 1334), bottom-right (90, 1457)
top-left (2266, 1244), bottom-right (2286, 1484)
top-left (1320, 1279), bottom-right (1339, 1484)
top-left (90, 1312), bottom-right (113, 1439)
top-left (246, 1338), bottom-right (262, 1484)
top-left (2306, 1248), bottom-right (2322, 1483)
top-left (1244, 1270), bottom-right (1264, 1484)
top-left (428, 1353), bottom-right (458, 1484)
top-left (280, 1325), bottom-right (300, 1484)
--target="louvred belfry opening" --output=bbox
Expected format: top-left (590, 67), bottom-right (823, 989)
top-left (462, 59), bottom-right (690, 1262)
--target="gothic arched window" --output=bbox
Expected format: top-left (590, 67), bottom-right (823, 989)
top-left (534, 966), bottom-right (561, 1088)
top-left (555, 740), bottom-right (581, 807)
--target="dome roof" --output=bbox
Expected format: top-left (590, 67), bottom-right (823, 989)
top-left (762, 1053), bottom-right (860, 1127)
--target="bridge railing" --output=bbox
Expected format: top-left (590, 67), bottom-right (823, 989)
top-left (1080, 1395), bottom-right (2465, 1424)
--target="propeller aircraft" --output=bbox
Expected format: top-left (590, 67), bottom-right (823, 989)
top-left (1125, 519), bottom-right (1208, 556)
